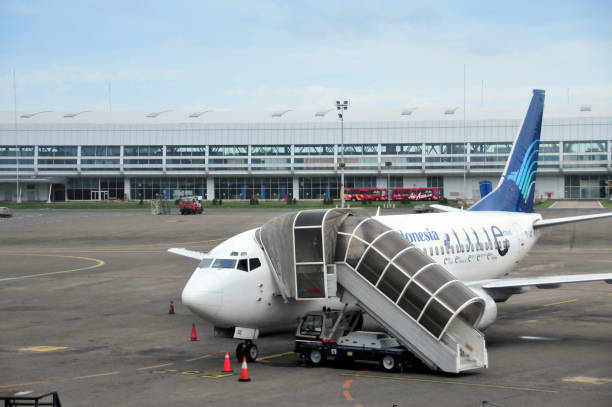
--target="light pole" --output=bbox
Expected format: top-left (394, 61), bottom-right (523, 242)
top-left (385, 161), bottom-right (392, 205)
top-left (336, 100), bottom-right (349, 208)
top-left (13, 70), bottom-right (21, 203)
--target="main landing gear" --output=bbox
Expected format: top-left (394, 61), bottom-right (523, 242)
top-left (236, 340), bottom-right (258, 362)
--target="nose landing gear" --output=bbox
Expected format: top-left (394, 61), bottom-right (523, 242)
top-left (236, 340), bottom-right (258, 362)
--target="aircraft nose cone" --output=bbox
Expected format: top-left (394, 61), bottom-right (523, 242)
top-left (181, 273), bottom-right (224, 321)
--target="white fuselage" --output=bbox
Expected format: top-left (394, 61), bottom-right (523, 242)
top-left (181, 211), bottom-right (542, 330)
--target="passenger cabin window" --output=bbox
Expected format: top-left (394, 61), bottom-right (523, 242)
top-left (199, 258), bottom-right (213, 268)
top-left (249, 258), bottom-right (262, 271)
top-left (237, 259), bottom-right (248, 272)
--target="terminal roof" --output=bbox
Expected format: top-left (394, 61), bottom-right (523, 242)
top-left (1, 105), bottom-right (611, 124)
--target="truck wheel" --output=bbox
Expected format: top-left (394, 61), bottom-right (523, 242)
top-left (309, 349), bottom-right (323, 366)
top-left (351, 197), bottom-right (356, 202)
top-left (381, 355), bottom-right (397, 372)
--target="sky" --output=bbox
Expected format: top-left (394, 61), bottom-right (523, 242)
top-left (0, 0), bottom-right (611, 111)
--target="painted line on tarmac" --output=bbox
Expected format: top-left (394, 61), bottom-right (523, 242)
top-left (563, 376), bottom-right (612, 385)
top-left (0, 254), bottom-right (105, 282)
top-left (185, 354), bottom-right (212, 362)
top-left (543, 298), bottom-right (579, 307)
top-left (0, 381), bottom-right (48, 389)
top-left (0, 237), bottom-right (227, 254)
top-left (199, 373), bottom-right (234, 379)
top-left (137, 363), bottom-right (173, 371)
top-left (257, 351), bottom-right (294, 361)
top-left (343, 391), bottom-right (353, 401)
top-left (343, 379), bottom-right (353, 389)
top-left (73, 371), bottom-right (120, 380)
top-left (19, 346), bottom-right (67, 352)
top-left (341, 373), bottom-right (559, 394)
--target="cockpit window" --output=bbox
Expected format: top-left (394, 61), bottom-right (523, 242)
top-left (198, 258), bottom-right (213, 268)
top-left (249, 258), bottom-right (261, 271)
top-left (212, 259), bottom-right (237, 269)
top-left (237, 259), bottom-right (248, 272)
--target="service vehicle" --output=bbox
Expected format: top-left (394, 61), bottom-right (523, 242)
top-left (294, 310), bottom-right (415, 372)
top-left (0, 207), bottom-right (12, 217)
top-left (363, 188), bottom-right (388, 201)
top-left (391, 187), bottom-right (440, 201)
top-left (344, 188), bottom-right (368, 202)
top-left (179, 196), bottom-right (203, 215)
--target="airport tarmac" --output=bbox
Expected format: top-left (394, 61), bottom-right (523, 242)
top-left (1, 208), bottom-right (611, 406)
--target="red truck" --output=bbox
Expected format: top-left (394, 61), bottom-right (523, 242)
top-left (392, 188), bottom-right (440, 201)
top-left (179, 196), bottom-right (203, 215)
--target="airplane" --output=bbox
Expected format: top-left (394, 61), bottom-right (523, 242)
top-left (170, 89), bottom-right (612, 366)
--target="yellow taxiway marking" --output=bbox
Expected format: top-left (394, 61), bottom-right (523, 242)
top-left (543, 298), bottom-right (579, 307)
top-left (0, 381), bottom-right (48, 389)
top-left (199, 373), bottom-right (234, 379)
top-left (137, 363), bottom-right (173, 371)
top-left (19, 346), bottom-right (67, 352)
top-left (563, 376), bottom-right (612, 385)
top-left (341, 373), bottom-right (559, 394)
top-left (257, 351), bottom-right (294, 361)
top-left (0, 254), bottom-right (105, 282)
top-left (73, 371), bottom-right (120, 380)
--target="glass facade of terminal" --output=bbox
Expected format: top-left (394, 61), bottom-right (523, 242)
top-left (0, 113), bottom-right (610, 201)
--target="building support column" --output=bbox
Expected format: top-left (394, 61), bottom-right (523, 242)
top-left (206, 177), bottom-right (215, 201)
top-left (124, 177), bottom-right (131, 201)
top-left (292, 176), bottom-right (299, 200)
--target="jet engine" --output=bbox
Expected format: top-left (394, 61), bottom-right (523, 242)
top-left (470, 287), bottom-right (498, 330)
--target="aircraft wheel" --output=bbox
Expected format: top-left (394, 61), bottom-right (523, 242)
top-left (351, 197), bottom-right (356, 202)
top-left (381, 355), bottom-right (397, 372)
top-left (245, 343), bottom-right (258, 362)
top-left (235, 342), bottom-right (247, 362)
top-left (309, 349), bottom-right (323, 366)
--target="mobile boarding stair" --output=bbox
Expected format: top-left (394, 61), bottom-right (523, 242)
top-left (256, 209), bottom-right (488, 373)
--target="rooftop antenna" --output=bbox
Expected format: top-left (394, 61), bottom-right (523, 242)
top-left (481, 80), bottom-right (484, 107)
top-left (463, 64), bottom-right (467, 200)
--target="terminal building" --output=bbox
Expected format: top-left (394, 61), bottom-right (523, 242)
top-left (0, 105), bottom-right (610, 202)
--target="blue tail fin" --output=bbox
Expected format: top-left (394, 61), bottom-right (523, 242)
top-left (469, 89), bottom-right (545, 213)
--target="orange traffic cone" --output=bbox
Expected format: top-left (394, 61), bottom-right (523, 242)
top-left (168, 301), bottom-right (175, 314)
top-left (190, 323), bottom-right (198, 341)
top-left (222, 352), bottom-right (233, 372)
top-left (238, 356), bottom-right (251, 382)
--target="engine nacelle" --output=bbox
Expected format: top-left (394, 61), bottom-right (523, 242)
top-left (471, 287), bottom-right (498, 330)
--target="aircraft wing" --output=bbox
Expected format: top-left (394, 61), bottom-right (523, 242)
top-left (168, 248), bottom-right (208, 260)
top-left (470, 273), bottom-right (612, 300)
top-left (430, 204), bottom-right (462, 212)
top-left (533, 212), bottom-right (612, 228)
